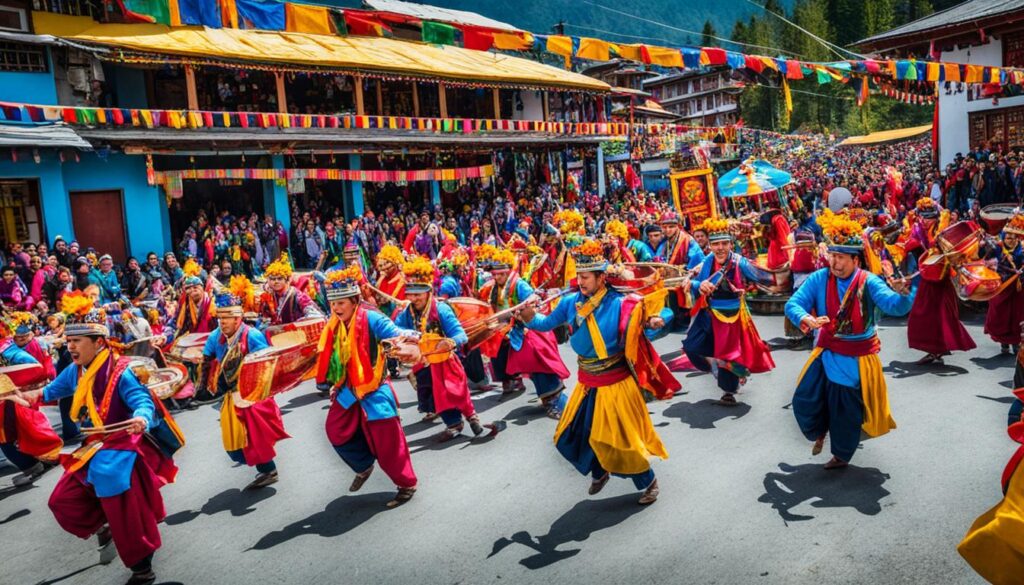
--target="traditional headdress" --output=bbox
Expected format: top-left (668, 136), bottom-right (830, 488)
top-left (438, 249), bottom-right (468, 275)
top-left (183, 257), bottom-right (202, 278)
top-left (264, 253), bottom-right (293, 280)
top-left (605, 219), bottom-right (629, 243)
top-left (7, 312), bottom-right (36, 336)
top-left (1005, 213), bottom-right (1024, 236)
top-left (699, 218), bottom-right (732, 242)
top-left (229, 275), bottom-right (257, 312)
top-left (376, 244), bottom-right (405, 269)
top-left (487, 247), bottom-right (517, 272)
top-left (183, 275), bottom-right (204, 288)
top-left (403, 256), bottom-right (436, 294)
top-left (817, 209), bottom-right (865, 255)
top-left (343, 242), bottom-right (361, 257)
top-left (915, 197), bottom-right (940, 219)
top-left (553, 209), bottom-right (585, 235)
top-left (474, 243), bottom-right (499, 270)
top-left (214, 291), bottom-right (243, 318)
top-left (62, 290), bottom-right (108, 337)
top-left (572, 239), bottom-right (608, 273)
top-left (323, 264), bottom-right (363, 301)
top-left (660, 211), bottom-right (681, 225)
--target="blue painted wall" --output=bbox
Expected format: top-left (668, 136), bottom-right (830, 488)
top-left (0, 152), bottom-right (70, 244)
top-left (346, 153), bottom-right (363, 220)
top-left (61, 152), bottom-right (170, 259)
top-left (263, 154), bottom-right (290, 230)
top-left (0, 48), bottom-right (57, 105)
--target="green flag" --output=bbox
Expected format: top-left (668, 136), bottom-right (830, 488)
top-left (422, 21), bottom-right (456, 46)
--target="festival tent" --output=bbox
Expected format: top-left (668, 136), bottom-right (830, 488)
top-left (838, 124), bottom-right (933, 147)
top-left (717, 159), bottom-right (793, 198)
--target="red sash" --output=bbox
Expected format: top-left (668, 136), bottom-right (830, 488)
top-left (816, 270), bottom-right (880, 356)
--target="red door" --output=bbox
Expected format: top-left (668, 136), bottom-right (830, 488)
top-left (70, 190), bottom-right (127, 263)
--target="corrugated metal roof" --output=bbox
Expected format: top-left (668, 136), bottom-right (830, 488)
top-left (363, 0), bottom-right (521, 32)
top-left (859, 0), bottom-right (1024, 46)
top-left (0, 123), bottom-right (91, 149)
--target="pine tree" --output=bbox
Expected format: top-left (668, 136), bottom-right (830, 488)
top-left (702, 20), bottom-right (718, 47)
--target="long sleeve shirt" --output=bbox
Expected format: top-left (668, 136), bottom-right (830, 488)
top-left (337, 310), bottom-right (417, 420)
top-left (785, 268), bottom-right (915, 387)
top-left (689, 252), bottom-right (770, 311)
top-left (395, 300), bottom-right (468, 347)
top-left (43, 356), bottom-right (157, 497)
top-left (527, 288), bottom-right (627, 359)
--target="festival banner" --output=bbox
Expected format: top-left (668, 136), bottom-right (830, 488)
top-left (670, 167), bottom-right (718, 226)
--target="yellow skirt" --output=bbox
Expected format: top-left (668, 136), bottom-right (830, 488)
top-left (554, 377), bottom-right (668, 475)
top-left (959, 459), bottom-right (1024, 584)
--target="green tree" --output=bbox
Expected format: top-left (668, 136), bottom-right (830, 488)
top-left (701, 20), bottom-right (718, 47)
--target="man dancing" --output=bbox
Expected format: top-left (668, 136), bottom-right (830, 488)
top-left (683, 218), bottom-right (775, 405)
top-left (15, 290), bottom-right (183, 585)
top-left (478, 246), bottom-right (570, 417)
top-left (785, 212), bottom-right (914, 470)
top-left (315, 265), bottom-right (420, 508)
top-left (396, 256), bottom-right (502, 440)
top-left (520, 239), bottom-right (678, 505)
top-left (197, 277), bottom-right (288, 490)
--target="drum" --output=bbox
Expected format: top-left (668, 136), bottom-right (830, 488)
top-left (167, 332), bottom-right (210, 364)
top-left (238, 342), bottom-right (318, 401)
top-left (445, 297), bottom-right (500, 351)
top-left (270, 317), bottom-right (327, 348)
top-left (919, 250), bottom-right (949, 282)
top-left (955, 262), bottom-right (1002, 302)
top-left (753, 259), bottom-right (792, 295)
top-left (418, 333), bottom-right (454, 365)
top-left (937, 221), bottom-right (983, 263)
top-left (981, 203), bottom-right (1019, 236)
top-left (608, 265), bottom-right (662, 295)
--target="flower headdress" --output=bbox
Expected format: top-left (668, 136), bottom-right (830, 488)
top-left (572, 238), bottom-right (608, 273)
top-left (62, 290), bottom-right (108, 337)
top-left (264, 253), bottom-right (293, 280)
top-left (553, 210), bottom-right (585, 235)
top-left (699, 218), bottom-right (732, 242)
top-left (323, 264), bottom-right (363, 301)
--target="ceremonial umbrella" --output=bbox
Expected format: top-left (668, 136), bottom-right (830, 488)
top-left (717, 158), bottom-right (793, 198)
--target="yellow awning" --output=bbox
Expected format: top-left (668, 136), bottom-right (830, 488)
top-left (839, 124), bottom-right (933, 146)
top-left (33, 12), bottom-right (609, 92)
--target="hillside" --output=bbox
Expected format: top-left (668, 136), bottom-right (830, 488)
top-left (334, 0), bottom-right (797, 48)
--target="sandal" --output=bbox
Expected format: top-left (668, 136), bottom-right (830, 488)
top-left (436, 424), bottom-right (464, 443)
top-left (824, 457), bottom-right (848, 470)
top-left (589, 473), bottom-right (610, 495)
top-left (638, 479), bottom-right (659, 505)
top-left (811, 436), bottom-right (825, 456)
top-left (124, 570), bottom-right (156, 585)
top-left (421, 412), bottom-right (438, 423)
top-left (717, 393), bottom-right (738, 406)
top-left (349, 465), bottom-right (374, 492)
top-left (386, 486), bottom-right (417, 508)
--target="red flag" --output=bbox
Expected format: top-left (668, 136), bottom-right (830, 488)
top-left (461, 25), bottom-right (494, 51)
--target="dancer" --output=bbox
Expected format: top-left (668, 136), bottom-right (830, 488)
top-left (683, 218), bottom-right (775, 405)
top-left (196, 277), bottom-right (288, 489)
top-left (316, 265), bottom-right (420, 507)
top-left (785, 212), bottom-right (914, 469)
top-left (520, 239), bottom-right (678, 505)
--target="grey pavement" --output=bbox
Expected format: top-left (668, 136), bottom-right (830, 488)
top-left (0, 310), bottom-right (1013, 585)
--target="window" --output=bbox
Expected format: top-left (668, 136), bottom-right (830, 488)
top-left (0, 41), bottom-right (46, 72)
top-left (1005, 30), bottom-right (1024, 68)
top-left (0, 5), bottom-right (27, 32)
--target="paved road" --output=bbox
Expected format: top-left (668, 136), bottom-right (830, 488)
top-left (0, 311), bottom-right (1013, 585)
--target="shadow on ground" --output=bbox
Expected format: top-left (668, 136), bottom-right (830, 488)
top-left (758, 462), bottom-right (890, 524)
top-left (164, 487), bottom-right (278, 525)
top-left (884, 360), bottom-right (969, 379)
top-left (249, 492), bottom-right (393, 550)
top-left (661, 399), bottom-right (752, 430)
top-left (489, 494), bottom-right (648, 569)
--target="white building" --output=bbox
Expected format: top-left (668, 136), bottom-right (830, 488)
top-left (642, 68), bottom-right (741, 127)
top-left (859, 0), bottom-right (1024, 166)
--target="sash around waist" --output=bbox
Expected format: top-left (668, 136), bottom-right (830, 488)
top-left (577, 354), bottom-right (631, 387)
top-left (817, 331), bottom-right (881, 356)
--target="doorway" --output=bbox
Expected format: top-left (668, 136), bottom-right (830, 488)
top-left (70, 189), bottom-right (127, 262)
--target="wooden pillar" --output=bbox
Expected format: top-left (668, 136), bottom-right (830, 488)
top-left (184, 65), bottom-right (198, 110)
top-left (542, 91), bottom-right (550, 121)
top-left (375, 79), bottom-right (383, 115)
top-left (412, 82), bottom-right (420, 117)
top-left (354, 75), bottom-right (365, 116)
top-left (492, 88), bottom-right (500, 119)
top-left (438, 83), bottom-right (448, 118)
top-left (275, 72), bottom-right (287, 114)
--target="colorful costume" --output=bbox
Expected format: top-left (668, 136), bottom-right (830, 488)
top-left (259, 254), bottom-right (323, 326)
top-left (525, 240), bottom-right (678, 502)
top-left (904, 199), bottom-right (976, 358)
top-left (786, 229), bottom-right (915, 464)
top-left (0, 336), bottom-right (60, 481)
top-left (199, 285), bottom-right (288, 488)
top-left (654, 212), bottom-right (705, 331)
top-left (396, 256), bottom-right (496, 439)
top-left (684, 220), bottom-right (774, 398)
top-left (316, 266), bottom-right (418, 505)
top-left (374, 244), bottom-right (407, 318)
top-left (44, 292), bottom-right (182, 580)
top-left (984, 215), bottom-right (1024, 349)
top-left (958, 412), bottom-right (1024, 584)
top-left (438, 252), bottom-right (490, 390)
top-left (478, 246), bottom-right (570, 415)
